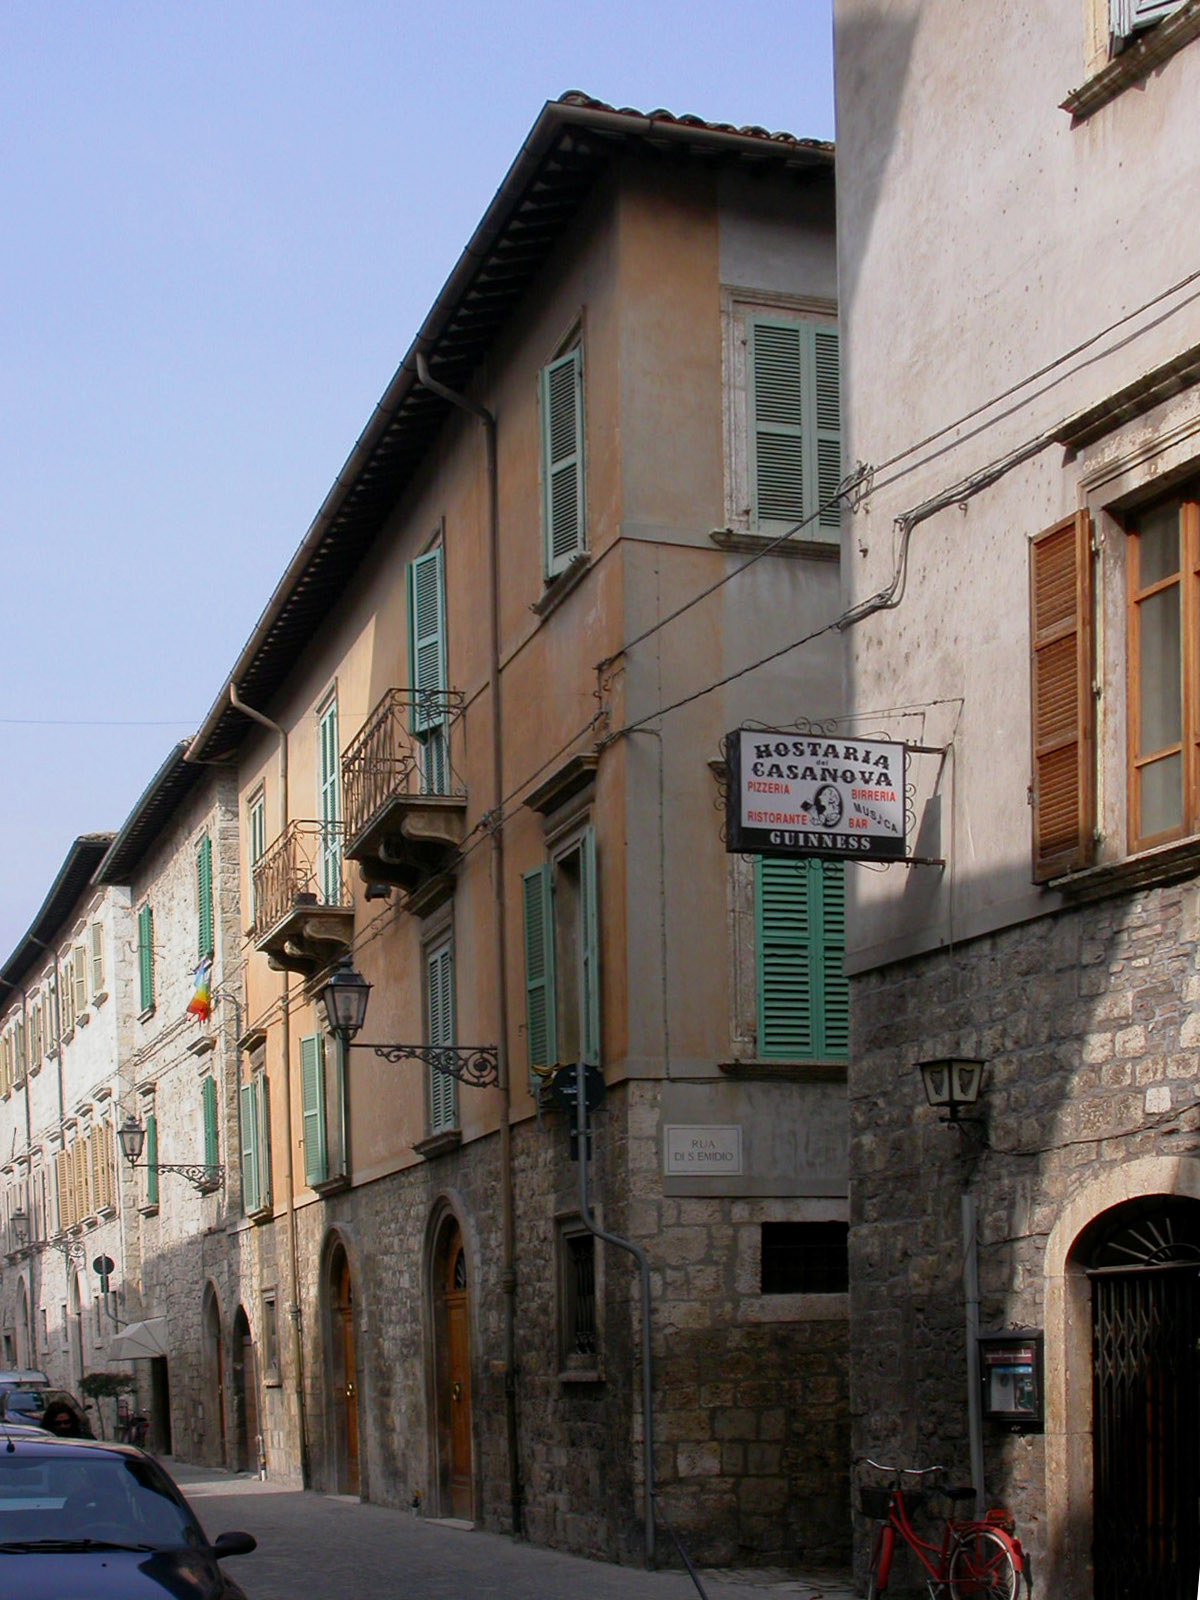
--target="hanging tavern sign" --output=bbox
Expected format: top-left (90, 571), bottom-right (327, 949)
top-left (725, 729), bottom-right (907, 861)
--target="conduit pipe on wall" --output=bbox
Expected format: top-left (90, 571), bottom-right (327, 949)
top-left (574, 1062), bottom-right (656, 1566)
top-left (413, 351), bottom-right (522, 1539)
top-left (206, 683), bottom-right (311, 1490)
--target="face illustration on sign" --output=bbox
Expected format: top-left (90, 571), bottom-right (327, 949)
top-left (805, 784), bottom-right (844, 828)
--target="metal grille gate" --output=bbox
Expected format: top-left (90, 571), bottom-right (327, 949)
top-left (1091, 1265), bottom-right (1200, 1600)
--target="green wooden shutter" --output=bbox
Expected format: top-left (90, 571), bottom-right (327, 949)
top-left (300, 1033), bottom-right (327, 1186)
top-left (579, 827), bottom-right (600, 1065)
top-left (197, 834), bottom-right (214, 959)
top-left (540, 347), bottom-right (585, 577)
top-left (408, 546), bottom-right (448, 792)
top-left (256, 1073), bottom-right (272, 1208)
top-left (427, 942), bottom-right (457, 1132)
top-left (755, 858), bottom-right (848, 1060)
top-left (522, 865), bottom-right (556, 1079)
top-left (239, 1080), bottom-right (259, 1213)
top-left (818, 862), bottom-right (849, 1058)
top-left (145, 1113), bottom-right (158, 1207)
top-left (318, 697), bottom-right (342, 904)
top-left (750, 321), bottom-right (805, 529)
top-left (749, 320), bottom-right (841, 538)
top-left (202, 1076), bottom-right (218, 1169)
top-left (137, 906), bottom-right (154, 1012)
top-left (812, 328), bottom-right (843, 535)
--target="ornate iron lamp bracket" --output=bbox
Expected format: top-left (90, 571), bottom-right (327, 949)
top-left (357, 1042), bottom-right (499, 1088)
top-left (128, 1161), bottom-right (224, 1192)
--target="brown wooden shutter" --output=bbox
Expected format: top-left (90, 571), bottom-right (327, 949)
top-left (1030, 512), bottom-right (1094, 881)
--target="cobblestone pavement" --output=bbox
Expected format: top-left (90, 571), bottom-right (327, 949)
top-left (169, 1463), bottom-right (858, 1600)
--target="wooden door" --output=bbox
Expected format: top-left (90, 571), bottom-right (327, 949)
top-left (215, 1335), bottom-right (227, 1463)
top-left (336, 1253), bottom-right (360, 1496)
top-left (444, 1234), bottom-right (472, 1518)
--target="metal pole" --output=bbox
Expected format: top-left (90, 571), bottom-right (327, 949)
top-left (962, 1192), bottom-right (985, 1517)
top-left (575, 1062), bottom-right (655, 1566)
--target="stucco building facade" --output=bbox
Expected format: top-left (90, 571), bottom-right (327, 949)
top-left (833, 4), bottom-right (1200, 1597)
top-left (0, 835), bottom-right (128, 1404)
top-left (177, 94), bottom-right (853, 1567)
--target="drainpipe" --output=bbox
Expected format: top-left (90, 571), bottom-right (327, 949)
top-left (214, 684), bottom-right (310, 1489)
top-left (962, 1194), bottom-right (986, 1516)
top-left (414, 352), bottom-right (522, 1538)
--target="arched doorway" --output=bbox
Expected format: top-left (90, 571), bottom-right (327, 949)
top-left (1073, 1195), bottom-right (1200, 1600)
top-left (431, 1214), bottom-right (473, 1520)
top-left (202, 1286), bottom-right (226, 1467)
top-left (327, 1242), bottom-right (360, 1495)
top-left (230, 1306), bottom-right (260, 1474)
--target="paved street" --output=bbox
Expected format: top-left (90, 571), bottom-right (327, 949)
top-left (171, 1463), bottom-right (858, 1600)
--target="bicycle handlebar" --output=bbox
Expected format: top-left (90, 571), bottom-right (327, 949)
top-left (857, 1457), bottom-right (946, 1477)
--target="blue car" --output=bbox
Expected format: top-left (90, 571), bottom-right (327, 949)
top-left (0, 1432), bottom-right (256, 1598)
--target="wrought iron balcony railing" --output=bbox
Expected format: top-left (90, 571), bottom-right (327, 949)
top-left (342, 688), bottom-right (466, 852)
top-left (251, 820), bottom-right (351, 944)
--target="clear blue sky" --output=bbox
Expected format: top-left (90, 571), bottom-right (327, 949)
top-left (0, 1), bottom-right (834, 957)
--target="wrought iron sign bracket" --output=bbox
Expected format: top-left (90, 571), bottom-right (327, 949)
top-left (352, 1042), bottom-right (500, 1088)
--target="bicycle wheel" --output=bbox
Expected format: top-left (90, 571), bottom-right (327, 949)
top-left (947, 1527), bottom-right (1018, 1600)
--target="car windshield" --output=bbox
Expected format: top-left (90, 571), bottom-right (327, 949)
top-left (3, 1392), bottom-right (44, 1416)
top-left (0, 1453), bottom-right (204, 1551)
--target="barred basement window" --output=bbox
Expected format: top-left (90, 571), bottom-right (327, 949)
top-left (760, 1221), bottom-right (848, 1294)
top-left (565, 1233), bottom-right (597, 1357)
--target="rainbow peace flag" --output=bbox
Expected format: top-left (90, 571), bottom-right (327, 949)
top-left (187, 957), bottom-right (212, 1023)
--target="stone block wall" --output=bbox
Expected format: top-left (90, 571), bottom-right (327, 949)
top-left (849, 879), bottom-right (1200, 1595)
top-left (272, 1075), bottom-right (849, 1570)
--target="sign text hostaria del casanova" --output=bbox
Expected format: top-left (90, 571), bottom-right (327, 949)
top-left (725, 729), bottom-right (906, 861)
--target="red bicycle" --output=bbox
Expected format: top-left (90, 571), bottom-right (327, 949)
top-left (858, 1457), bottom-right (1032, 1599)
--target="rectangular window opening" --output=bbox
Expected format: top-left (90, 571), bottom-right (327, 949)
top-left (760, 1220), bottom-right (849, 1295)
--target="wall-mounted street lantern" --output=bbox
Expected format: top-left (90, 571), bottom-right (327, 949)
top-left (10, 1209), bottom-right (28, 1249)
top-left (117, 1116), bottom-right (224, 1191)
top-left (320, 959), bottom-right (499, 1088)
top-left (919, 1057), bottom-right (986, 1125)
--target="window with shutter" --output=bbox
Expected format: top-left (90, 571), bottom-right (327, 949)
top-left (248, 791), bottom-right (266, 927)
top-left (749, 319), bottom-right (842, 539)
top-left (54, 1149), bottom-right (70, 1230)
top-left (256, 1072), bottom-right (272, 1208)
top-left (1121, 494), bottom-right (1200, 853)
top-left (72, 944), bottom-right (87, 1018)
top-left (145, 1114), bottom-right (158, 1207)
top-left (426, 940), bottom-right (458, 1133)
top-left (523, 827), bottom-right (602, 1083)
top-left (240, 1080), bottom-right (259, 1213)
top-left (317, 696), bottom-right (342, 905)
top-left (60, 957), bottom-right (75, 1034)
top-left (300, 1033), bottom-right (327, 1187)
top-left (754, 857), bottom-right (848, 1061)
top-left (1110, 0), bottom-right (1185, 40)
top-left (1030, 513), bottom-right (1095, 879)
top-left (408, 545), bottom-right (449, 793)
top-left (137, 906), bottom-right (155, 1013)
top-left (89, 921), bottom-right (104, 995)
top-left (540, 345), bottom-right (586, 578)
top-left (197, 834), bottom-right (214, 959)
top-left (522, 865), bottom-right (556, 1083)
top-left (201, 1076), bottom-right (219, 1171)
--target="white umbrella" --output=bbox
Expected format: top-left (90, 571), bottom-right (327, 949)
top-left (109, 1318), bottom-right (169, 1360)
